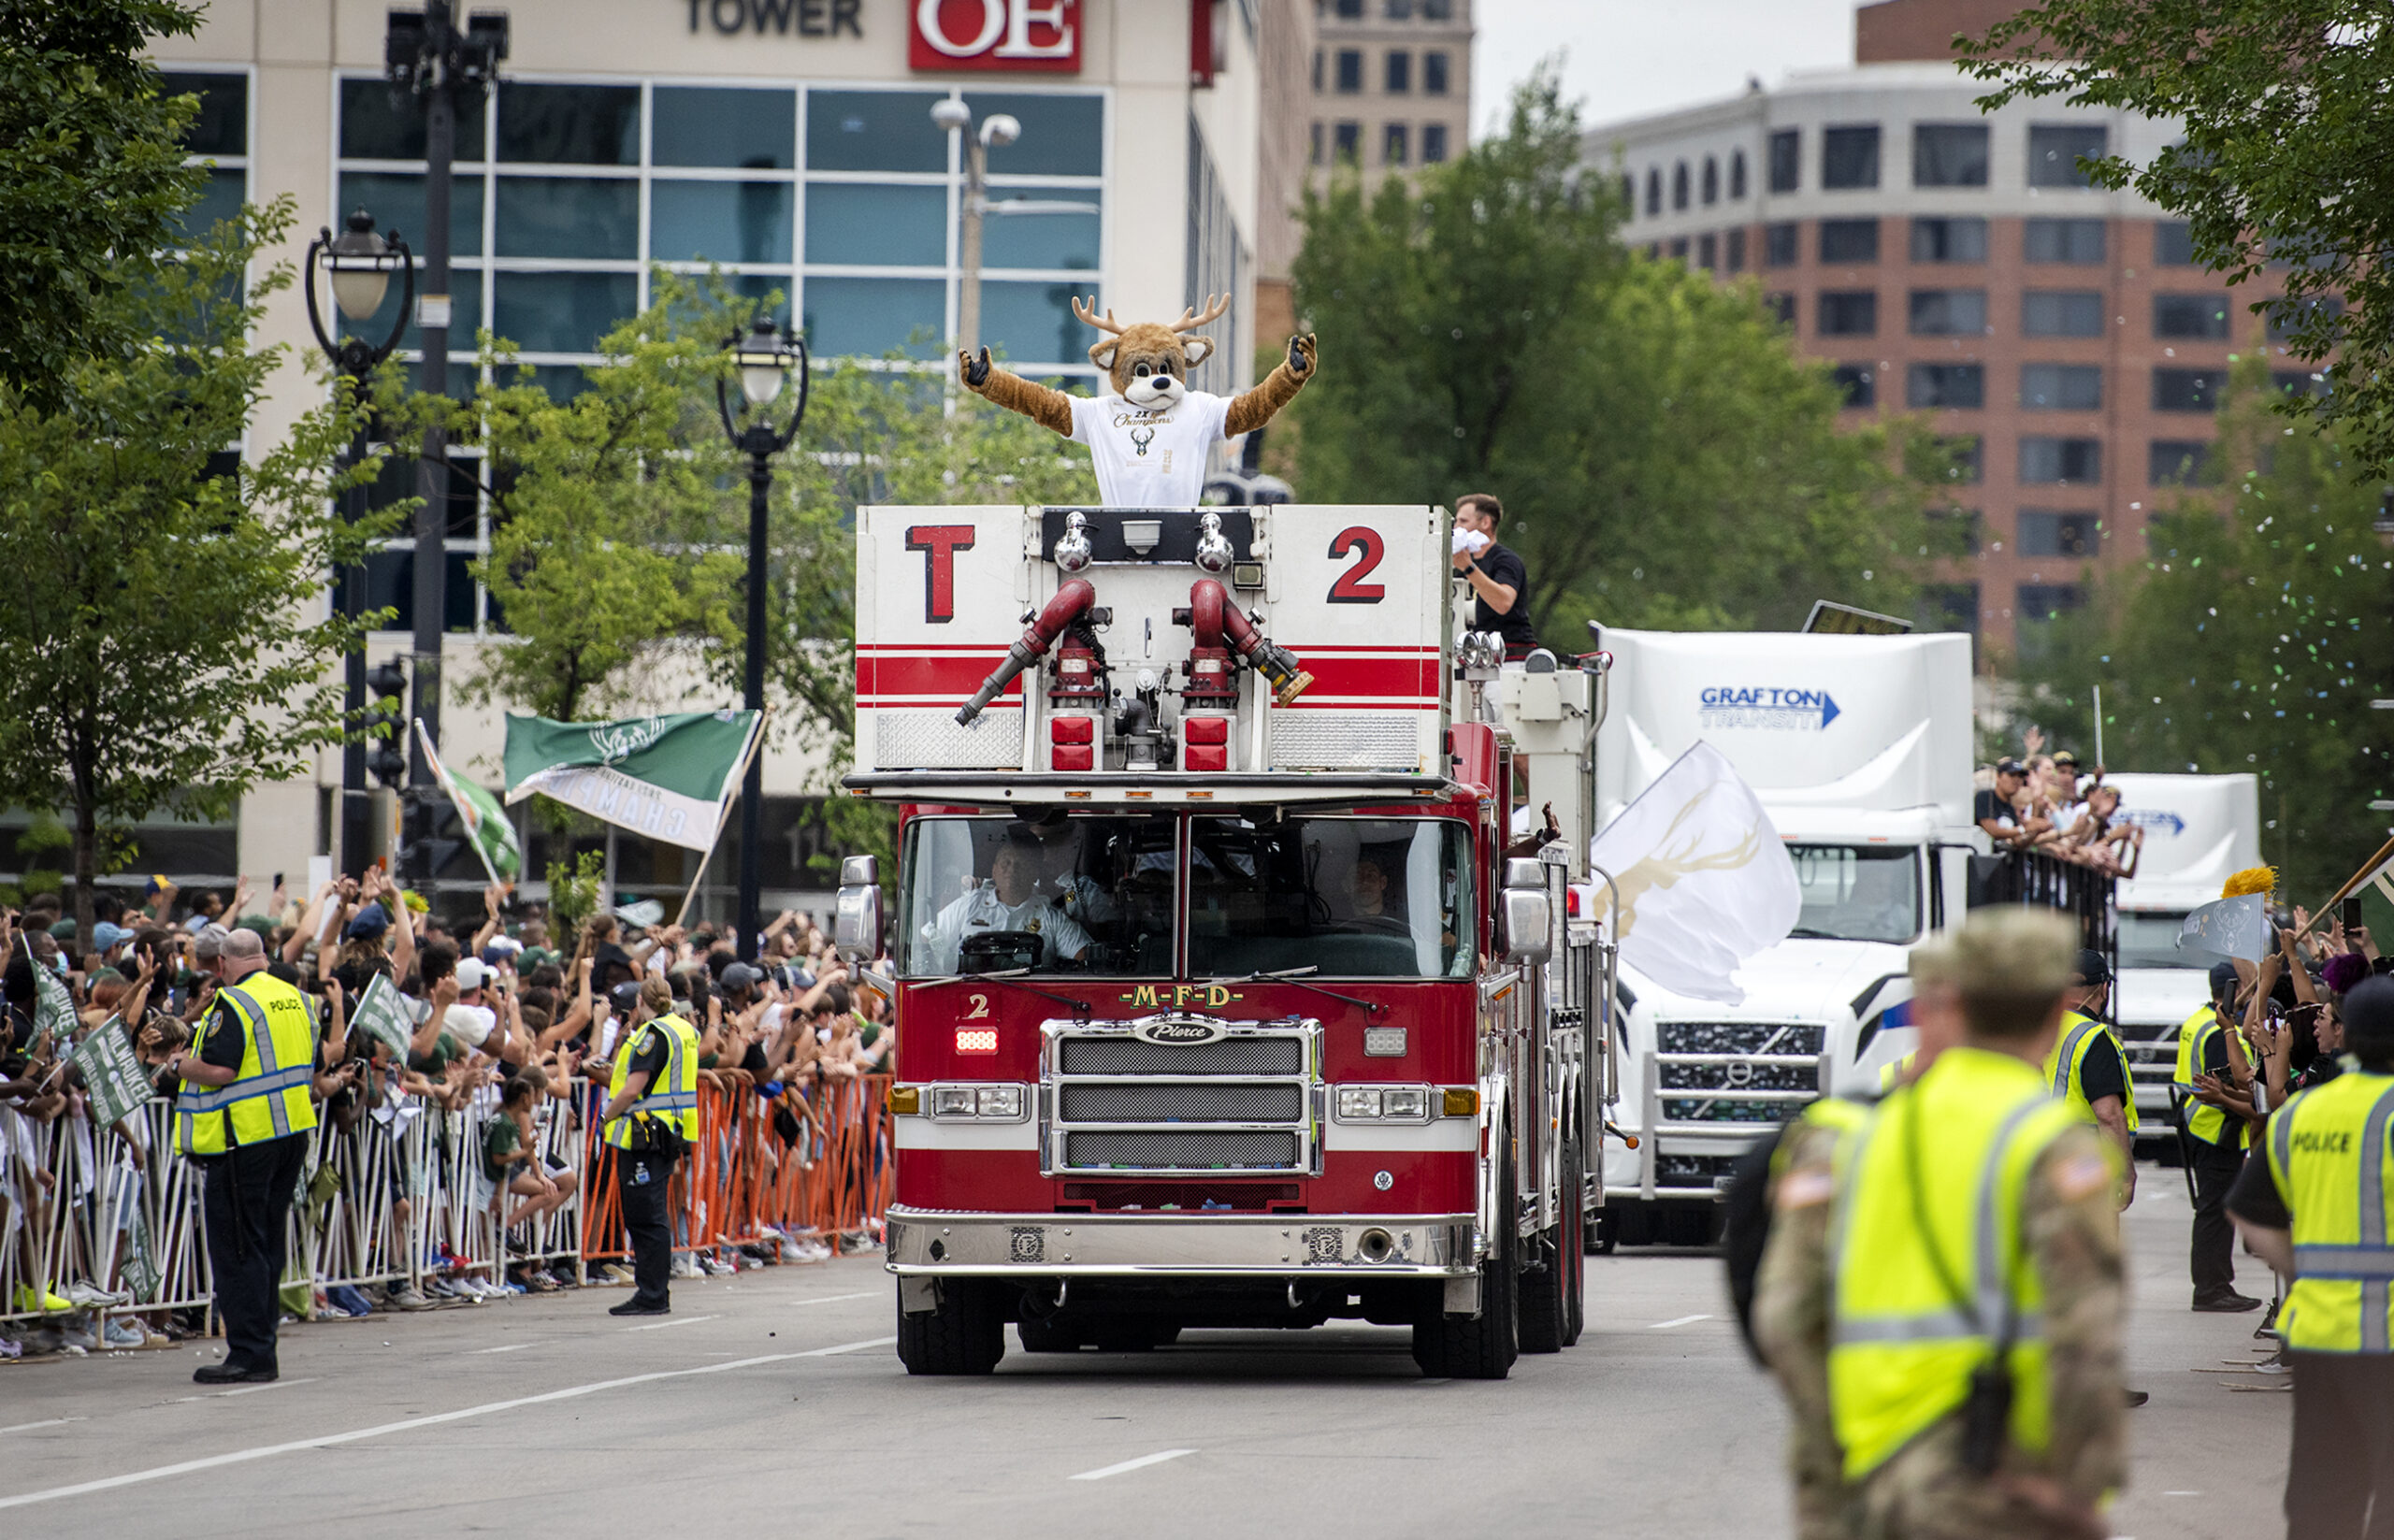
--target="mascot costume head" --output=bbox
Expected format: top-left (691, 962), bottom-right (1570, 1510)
top-left (957, 295), bottom-right (1317, 509)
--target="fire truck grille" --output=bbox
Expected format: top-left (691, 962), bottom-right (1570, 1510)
top-left (1064, 1131), bottom-right (1303, 1171)
top-left (1060, 1083), bottom-right (1305, 1124)
top-left (1058, 1038), bottom-right (1305, 1077)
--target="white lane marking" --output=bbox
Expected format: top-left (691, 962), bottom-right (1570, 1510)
top-left (0, 1349), bottom-right (825, 1511)
top-left (0, 1418), bottom-right (87, 1435)
top-left (1068, 1448), bottom-right (1198, 1482)
top-left (624, 1315), bottom-right (717, 1332)
top-left (798, 1335), bottom-right (896, 1357)
top-left (2163, 1490), bottom-right (2202, 1497)
top-left (170, 1378), bottom-right (320, 1403)
top-left (1649, 1314), bottom-right (1713, 1330)
top-left (469, 1343), bottom-right (535, 1355)
top-left (792, 1291), bottom-right (879, 1307)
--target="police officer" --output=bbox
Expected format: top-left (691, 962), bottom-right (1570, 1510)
top-left (1756, 911), bottom-right (2126, 1540)
top-left (2228, 974), bottom-right (2394, 1534)
top-left (598, 974), bottom-right (699, 1317)
top-left (2046, 949), bottom-right (2138, 1202)
top-left (166, 927), bottom-right (319, 1384)
top-left (2177, 959), bottom-right (2265, 1312)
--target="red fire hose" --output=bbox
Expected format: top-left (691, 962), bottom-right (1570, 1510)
top-left (956, 579), bottom-right (1099, 726)
top-left (1190, 579), bottom-right (1314, 706)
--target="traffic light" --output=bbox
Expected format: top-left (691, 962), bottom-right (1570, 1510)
top-left (364, 660), bottom-right (408, 788)
top-left (399, 788), bottom-right (463, 884)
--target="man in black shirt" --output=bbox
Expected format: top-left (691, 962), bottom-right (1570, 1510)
top-left (1450, 493), bottom-right (1538, 659)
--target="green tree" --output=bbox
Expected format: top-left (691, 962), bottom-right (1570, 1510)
top-left (1963, 1), bottom-right (2394, 475)
top-left (1291, 67), bottom-right (1941, 640)
top-left (0, 197), bottom-right (391, 943)
top-left (0, 1), bottom-right (209, 410)
top-left (2011, 359), bottom-right (2394, 898)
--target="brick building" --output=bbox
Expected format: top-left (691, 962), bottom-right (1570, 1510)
top-left (1583, 0), bottom-right (2296, 655)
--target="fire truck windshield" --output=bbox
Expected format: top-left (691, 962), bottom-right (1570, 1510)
top-left (897, 815), bottom-right (1178, 977)
top-left (1190, 816), bottom-right (1474, 981)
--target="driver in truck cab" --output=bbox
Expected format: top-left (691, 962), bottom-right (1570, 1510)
top-left (919, 837), bottom-right (1092, 973)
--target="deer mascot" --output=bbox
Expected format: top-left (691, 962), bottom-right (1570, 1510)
top-left (956, 295), bottom-right (1318, 509)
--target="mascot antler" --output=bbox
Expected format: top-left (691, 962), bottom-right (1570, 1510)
top-left (1171, 294), bottom-right (1232, 332)
top-left (1070, 295), bottom-right (1125, 335)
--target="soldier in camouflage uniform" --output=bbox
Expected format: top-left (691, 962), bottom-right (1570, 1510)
top-left (1754, 914), bottom-right (2127, 1540)
top-left (1754, 936), bottom-right (1962, 1540)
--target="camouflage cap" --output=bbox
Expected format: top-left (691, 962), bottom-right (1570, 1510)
top-left (1951, 909), bottom-right (2078, 1038)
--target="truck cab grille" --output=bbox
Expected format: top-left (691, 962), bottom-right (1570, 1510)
top-left (1044, 1018), bottom-right (1320, 1176)
top-left (1657, 1021), bottom-right (1824, 1123)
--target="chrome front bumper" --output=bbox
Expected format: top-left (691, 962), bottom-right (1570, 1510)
top-left (885, 1207), bottom-right (1478, 1277)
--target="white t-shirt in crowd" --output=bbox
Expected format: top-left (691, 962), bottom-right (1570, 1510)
top-left (443, 1000), bottom-right (497, 1048)
top-left (1068, 391), bottom-right (1229, 509)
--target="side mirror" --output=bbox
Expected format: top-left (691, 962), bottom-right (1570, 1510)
top-left (1500, 889), bottom-right (1553, 968)
top-left (833, 855), bottom-right (883, 963)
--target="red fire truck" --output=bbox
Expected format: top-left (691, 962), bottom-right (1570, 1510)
top-left (831, 503), bottom-right (1611, 1378)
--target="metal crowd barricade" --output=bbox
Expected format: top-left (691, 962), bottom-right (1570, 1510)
top-left (0, 1072), bottom-right (893, 1339)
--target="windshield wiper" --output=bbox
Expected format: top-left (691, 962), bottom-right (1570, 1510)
top-left (1207, 966), bottom-right (1386, 1018)
top-left (918, 968), bottom-right (1090, 1017)
top-left (1784, 927), bottom-right (1847, 941)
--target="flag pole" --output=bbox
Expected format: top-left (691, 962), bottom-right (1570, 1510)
top-left (672, 711), bottom-right (770, 932)
top-left (2293, 831), bottom-right (2394, 943)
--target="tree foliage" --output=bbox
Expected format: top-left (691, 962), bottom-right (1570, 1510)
top-left (1963, 1), bottom-right (2394, 475)
top-left (2012, 359), bottom-right (2394, 899)
top-left (1290, 66), bottom-right (1944, 640)
top-left (0, 1), bottom-right (209, 410)
top-left (0, 197), bottom-right (391, 939)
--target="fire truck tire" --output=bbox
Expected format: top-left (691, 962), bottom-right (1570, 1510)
top-left (1560, 1136), bottom-right (1586, 1347)
top-left (1521, 1131), bottom-right (1590, 1353)
top-left (896, 1280), bottom-right (1006, 1375)
top-left (1410, 1135), bottom-right (1520, 1379)
top-left (1016, 1315), bottom-right (1084, 1353)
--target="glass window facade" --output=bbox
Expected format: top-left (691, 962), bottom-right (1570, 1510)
top-left (1768, 129), bottom-right (1799, 194)
top-left (1832, 363), bottom-right (1875, 408)
top-left (1909, 288), bottom-right (1986, 336)
top-left (1819, 219), bottom-right (1878, 263)
top-left (1911, 123), bottom-right (1987, 188)
top-left (1817, 291), bottom-right (1878, 336)
top-left (2020, 436), bottom-right (2102, 484)
top-left (2152, 367), bottom-right (2221, 412)
top-left (1822, 124), bottom-right (1880, 189)
top-left (1908, 364), bottom-right (1984, 410)
top-left (1911, 217), bottom-right (1987, 264)
top-left (2025, 218), bottom-right (2105, 264)
top-left (2021, 364), bottom-right (2103, 410)
top-left (1764, 222), bottom-right (1799, 267)
top-left (2027, 124), bottom-right (2106, 189)
top-left (2023, 291), bottom-right (2105, 338)
top-left (2154, 293), bottom-right (2230, 339)
top-left (2017, 511), bottom-right (2101, 558)
top-left (336, 75), bottom-right (1108, 634)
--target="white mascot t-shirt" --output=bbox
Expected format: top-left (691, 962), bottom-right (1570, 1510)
top-left (1068, 391), bottom-right (1228, 509)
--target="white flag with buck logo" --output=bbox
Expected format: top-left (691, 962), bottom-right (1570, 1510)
top-left (1588, 742), bottom-right (1802, 1005)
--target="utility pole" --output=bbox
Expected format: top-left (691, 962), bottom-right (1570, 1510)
top-left (385, 3), bottom-right (508, 891)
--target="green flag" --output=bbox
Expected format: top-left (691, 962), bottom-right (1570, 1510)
top-left (70, 1016), bottom-right (152, 1127)
top-left (25, 938), bottom-right (72, 1045)
top-left (502, 710), bottom-right (763, 852)
top-left (347, 971), bottom-right (417, 1061)
top-left (413, 719), bottom-right (523, 883)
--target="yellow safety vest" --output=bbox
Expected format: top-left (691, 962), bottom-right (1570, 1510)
top-left (603, 1013), bottom-right (700, 1150)
top-left (1879, 1051), bottom-right (1918, 1093)
top-left (2173, 1005), bottom-right (2243, 1148)
top-left (2045, 1010), bottom-right (2140, 1134)
top-left (2263, 1072), bottom-right (2394, 1354)
top-left (1828, 1046), bottom-right (2087, 1481)
top-left (175, 971), bottom-right (321, 1157)
top-left (1775, 1095), bottom-right (1872, 1180)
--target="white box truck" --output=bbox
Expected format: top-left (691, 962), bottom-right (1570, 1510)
top-left (1587, 627), bottom-right (1978, 1247)
top-left (2100, 771), bottom-right (2261, 1149)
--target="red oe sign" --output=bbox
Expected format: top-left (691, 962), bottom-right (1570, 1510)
top-left (909, 0), bottom-right (1081, 73)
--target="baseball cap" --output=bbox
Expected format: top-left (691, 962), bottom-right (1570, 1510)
top-left (344, 901), bottom-right (390, 941)
top-left (192, 923), bottom-right (232, 960)
top-left (93, 921), bottom-right (128, 953)
top-left (2071, 947), bottom-right (2112, 986)
top-left (454, 957), bottom-right (489, 991)
top-left (2052, 749), bottom-right (2080, 766)
top-left (719, 962), bottom-right (760, 993)
top-left (609, 980), bottom-right (643, 1017)
top-left (1995, 757), bottom-right (2028, 776)
top-left (48, 918), bottom-right (78, 942)
top-left (2207, 959), bottom-right (2243, 1000)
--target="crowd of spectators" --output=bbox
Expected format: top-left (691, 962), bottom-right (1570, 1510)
top-left (0, 871), bottom-right (892, 1360)
top-left (1972, 731), bottom-right (2145, 876)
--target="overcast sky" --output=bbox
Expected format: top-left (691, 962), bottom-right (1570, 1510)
top-left (1471, 0), bottom-right (1861, 137)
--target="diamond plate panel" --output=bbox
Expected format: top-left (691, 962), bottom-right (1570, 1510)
top-left (874, 708), bottom-right (1022, 770)
top-left (1269, 711), bottom-right (1422, 770)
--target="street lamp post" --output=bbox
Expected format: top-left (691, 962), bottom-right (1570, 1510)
top-left (716, 320), bottom-right (811, 961)
top-left (302, 209), bottom-right (414, 879)
top-left (385, 2), bottom-right (508, 891)
top-left (930, 98), bottom-right (1098, 361)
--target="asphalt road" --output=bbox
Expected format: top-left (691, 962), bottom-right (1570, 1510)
top-left (0, 1180), bottom-right (2289, 1540)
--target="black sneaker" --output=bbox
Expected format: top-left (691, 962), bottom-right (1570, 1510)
top-left (608, 1300), bottom-right (670, 1317)
top-left (2124, 1389), bottom-right (2150, 1407)
top-left (2256, 1299), bottom-right (2281, 1337)
top-left (2193, 1289), bottom-right (2264, 1313)
top-left (194, 1361), bottom-right (278, 1385)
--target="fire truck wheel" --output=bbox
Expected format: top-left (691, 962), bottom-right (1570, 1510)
top-left (1016, 1315), bottom-right (1084, 1353)
top-left (1518, 1233), bottom-right (1567, 1354)
top-left (1559, 1136), bottom-right (1586, 1346)
top-left (896, 1280), bottom-right (1006, 1375)
top-left (1410, 1130), bottom-right (1520, 1379)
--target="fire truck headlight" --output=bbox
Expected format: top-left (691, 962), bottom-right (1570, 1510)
top-left (977, 1087), bottom-right (1024, 1119)
top-left (931, 1087), bottom-right (979, 1118)
top-left (1381, 1087), bottom-right (1429, 1120)
top-left (1336, 1087), bottom-right (1384, 1120)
